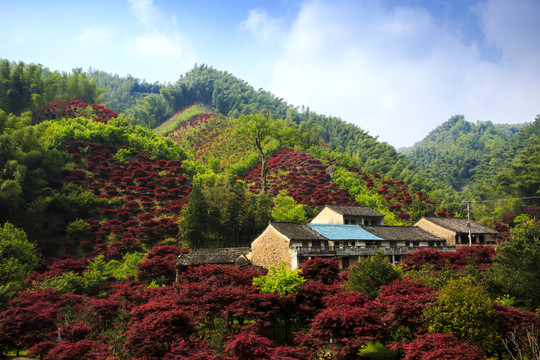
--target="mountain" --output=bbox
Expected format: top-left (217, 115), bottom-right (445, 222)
top-left (400, 115), bottom-right (525, 191)
top-left (0, 61), bottom-right (538, 359)
top-left (401, 114), bottom-right (540, 223)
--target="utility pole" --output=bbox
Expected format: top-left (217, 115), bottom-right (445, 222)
top-left (465, 201), bottom-right (472, 246)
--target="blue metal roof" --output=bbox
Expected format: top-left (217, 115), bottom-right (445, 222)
top-left (307, 224), bottom-right (383, 241)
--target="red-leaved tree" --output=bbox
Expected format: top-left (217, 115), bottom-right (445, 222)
top-left (400, 333), bottom-right (484, 360)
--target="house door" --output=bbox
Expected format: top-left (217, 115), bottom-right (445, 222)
top-left (341, 257), bottom-right (350, 269)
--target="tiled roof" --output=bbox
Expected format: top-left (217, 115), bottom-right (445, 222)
top-left (307, 224), bottom-right (383, 241)
top-left (420, 217), bottom-right (498, 234)
top-left (361, 225), bottom-right (444, 241)
top-left (176, 247), bottom-right (251, 266)
top-left (325, 205), bottom-right (384, 217)
top-left (271, 222), bottom-right (327, 240)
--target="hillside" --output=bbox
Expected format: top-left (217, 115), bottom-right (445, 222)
top-left (165, 105), bottom-right (439, 225)
top-left (401, 115), bottom-right (524, 191)
top-left (400, 115), bottom-right (540, 222)
top-left (110, 65), bottom-right (446, 195)
top-left (0, 61), bottom-right (538, 360)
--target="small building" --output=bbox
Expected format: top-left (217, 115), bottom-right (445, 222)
top-left (361, 225), bottom-right (449, 262)
top-left (250, 222), bottom-right (451, 270)
top-left (415, 217), bottom-right (498, 247)
top-left (175, 247), bottom-right (251, 282)
top-left (306, 223), bottom-right (384, 268)
top-left (310, 204), bottom-right (384, 226)
top-left (251, 222), bottom-right (328, 269)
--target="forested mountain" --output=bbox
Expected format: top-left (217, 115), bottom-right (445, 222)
top-left (117, 65), bottom-right (453, 204)
top-left (86, 69), bottom-right (161, 114)
top-left (401, 115), bottom-right (540, 222)
top-left (0, 59), bottom-right (102, 117)
top-left (401, 115), bottom-right (524, 191)
top-left (2, 60), bottom-right (538, 220)
top-left (0, 59), bottom-right (539, 360)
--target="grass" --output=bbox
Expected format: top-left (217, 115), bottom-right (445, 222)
top-left (154, 104), bottom-right (206, 136)
top-left (358, 341), bottom-right (399, 359)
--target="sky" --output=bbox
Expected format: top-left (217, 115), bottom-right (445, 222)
top-left (1, 0), bottom-right (539, 148)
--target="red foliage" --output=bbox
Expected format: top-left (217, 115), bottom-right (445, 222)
top-left (137, 244), bottom-right (187, 284)
top-left (225, 332), bottom-right (276, 360)
top-left (298, 291), bottom-right (383, 358)
top-left (40, 100), bottom-right (119, 123)
top-left (298, 257), bottom-right (340, 285)
top-left (296, 280), bottom-right (341, 320)
top-left (57, 323), bottom-right (92, 342)
top-left (85, 298), bottom-right (123, 330)
top-left (43, 339), bottom-right (110, 360)
top-left (401, 246), bottom-right (495, 272)
top-left (492, 302), bottom-right (540, 345)
top-left (0, 302), bottom-right (58, 352)
top-left (180, 264), bottom-right (264, 287)
top-left (125, 297), bottom-right (198, 360)
top-left (60, 141), bottom-right (191, 256)
top-left (241, 148), bottom-right (358, 208)
top-left (399, 333), bottom-right (484, 360)
top-left (376, 279), bottom-right (436, 337)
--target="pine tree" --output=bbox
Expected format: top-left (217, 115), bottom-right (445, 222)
top-left (181, 185), bottom-right (208, 248)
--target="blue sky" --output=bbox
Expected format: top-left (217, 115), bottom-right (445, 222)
top-left (1, 0), bottom-right (539, 148)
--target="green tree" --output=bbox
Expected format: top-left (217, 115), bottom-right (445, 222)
top-left (66, 218), bottom-right (91, 245)
top-left (271, 193), bottom-right (307, 222)
top-left (423, 277), bottom-right (498, 353)
top-left (235, 113), bottom-right (299, 193)
top-left (487, 216), bottom-right (540, 310)
top-left (181, 185), bottom-right (208, 248)
top-left (0, 222), bottom-right (39, 286)
top-left (252, 262), bottom-right (306, 296)
top-left (343, 251), bottom-right (401, 298)
top-left (200, 173), bottom-right (244, 246)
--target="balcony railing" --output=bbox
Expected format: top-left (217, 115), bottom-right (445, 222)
top-left (295, 245), bottom-right (456, 256)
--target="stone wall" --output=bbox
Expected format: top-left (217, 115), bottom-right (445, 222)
top-left (251, 225), bottom-right (293, 269)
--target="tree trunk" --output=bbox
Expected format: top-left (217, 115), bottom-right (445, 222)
top-left (260, 156), bottom-right (268, 194)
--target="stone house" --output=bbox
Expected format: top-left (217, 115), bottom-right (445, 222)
top-left (310, 204), bottom-right (384, 225)
top-left (250, 222), bottom-right (449, 270)
top-left (250, 223), bottom-right (327, 269)
top-left (414, 217), bottom-right (498, 247)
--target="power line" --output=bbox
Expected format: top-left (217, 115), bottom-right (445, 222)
top-left (462, 195), bottom-right (540, 246)
top-left (462, 196), bottom-right (540, 204)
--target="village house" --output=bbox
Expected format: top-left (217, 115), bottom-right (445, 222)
top-left (175, 247), bottom-right (251, 282)
top-left (250, 223), bottom-right (328, 269)
top-left (175, 206), bottom-right (498, 273)
top-left (250, 221), bottom-right (451, 270)
top-left (415, 216), bottom-right (498, 246)
top-left (310, 204), bottom-right (385, 225)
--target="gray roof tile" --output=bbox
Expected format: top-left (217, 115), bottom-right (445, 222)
top-left (420, 217), bottom-right (498, 234)
top-left (176, 247), bottom-right (251, 266)
top-left (271, 222), bottom-right (327, 240)
top-left (361, 225), bottom-right (445, 241)
top-left (325, 205), bottom-right (384, 217)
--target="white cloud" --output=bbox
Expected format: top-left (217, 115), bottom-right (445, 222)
top-left (128, 33), bottom-right (182, 58)
top-left (77, 25), bottom-right (114, 45)
top-left (124, 32), bottom-right (196, 82)
top-left (266, 0), bottom-right (540, 148)
top-left (128, 0), bottom-right (161, 29)
top-left (240, 8), bottom-right (285, 43)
